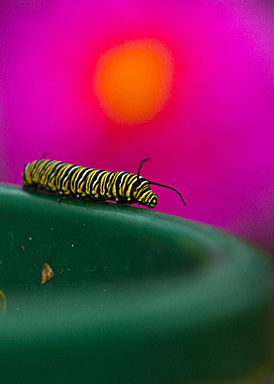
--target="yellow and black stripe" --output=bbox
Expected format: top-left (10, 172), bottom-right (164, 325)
top-left (22, 158), bottom-right (186, 209)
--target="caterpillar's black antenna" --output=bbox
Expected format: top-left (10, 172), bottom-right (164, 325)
top-left (148, 181), bottom-right (187, 206)
top-left (40, 151), bottom-right (48, 160)
top-left (137, 158), bottom-right (151, 179)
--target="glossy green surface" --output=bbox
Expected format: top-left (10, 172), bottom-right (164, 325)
top-left (0, 184), bottom-right (273, 384)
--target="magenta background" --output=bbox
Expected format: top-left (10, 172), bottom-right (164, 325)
top-left (0, 0), bottom-right (274, 252)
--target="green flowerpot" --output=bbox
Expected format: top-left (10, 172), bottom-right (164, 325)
top-left (0, 184), bottom-right (273, 384)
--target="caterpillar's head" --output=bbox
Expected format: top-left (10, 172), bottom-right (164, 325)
top-left (147, 193), bottom-right (158, 209)
top-left (137, 188), bottom-right (158, 209)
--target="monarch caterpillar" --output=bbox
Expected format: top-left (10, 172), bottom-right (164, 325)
top-left (22, 158), bottom-right (186, 209)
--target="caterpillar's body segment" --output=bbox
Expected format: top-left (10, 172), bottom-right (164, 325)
top-left (22, 158), bottom-right (186, 209)
top-left (22, 159), bottom-right (159, 208)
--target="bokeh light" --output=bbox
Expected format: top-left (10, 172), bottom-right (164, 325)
top-left (93, 39), bottom-right (174, 125)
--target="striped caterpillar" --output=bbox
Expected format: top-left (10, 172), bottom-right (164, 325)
top-left (22, 158), bottom-right (186, 209)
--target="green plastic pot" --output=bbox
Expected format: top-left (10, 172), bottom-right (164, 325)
top-left (0, 184), bottom-right (273, 384)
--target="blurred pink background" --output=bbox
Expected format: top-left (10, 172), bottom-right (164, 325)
top-left (0, 0), bottom-right (274, 252)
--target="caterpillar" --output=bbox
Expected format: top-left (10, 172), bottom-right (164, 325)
top-left (22, 158), bottom-right (186, 209)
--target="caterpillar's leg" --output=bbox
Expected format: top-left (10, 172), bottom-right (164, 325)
top-left (57, 191), bottom-right (72, 203)
top-left (76, 194), bottom-right (86, 201)
top-left (37, 184), bottom-right (46, 192)
top-left (57, 196), bottom-right (68, 203)
top-left (116, 200), bottom-right (130, 206)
